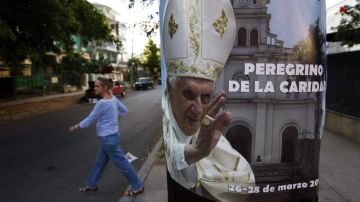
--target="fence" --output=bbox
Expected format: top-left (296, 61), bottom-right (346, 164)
top-left (16, 72), bottom-right (45, 96)
top-left (326, 50), bottom-right (360, 118)
top-left (0, 70), bottom-right (81, 100)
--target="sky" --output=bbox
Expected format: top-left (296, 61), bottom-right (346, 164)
top-left (326, 0), bottom-right (357, 33)
top-left (267, 0), bottom-right (325, 48)
top-left (326, 0), bottom-right (354, 8)
top-left (267, 0), bottom-right (357, 47)
top-left (88, 0), bottom-right (160, 60)
top-left (87, 0), bottom-right (352, 58)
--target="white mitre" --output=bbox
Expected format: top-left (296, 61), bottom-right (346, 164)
top-left (163, 0), bottom-right (236, 81)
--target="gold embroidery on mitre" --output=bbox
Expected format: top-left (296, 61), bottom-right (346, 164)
top-left (167, 61), bottom-right (221, 81)
top-left (168, 13), bottom-right (178, 39)
top-left (213, 9), bottom-right (228, 38)
top-left (200, 64), bottom-right (222, 79)
top-left (189, 1), bottom-right (200, 57)
top-left (167, 61), bottom-right (197, 74)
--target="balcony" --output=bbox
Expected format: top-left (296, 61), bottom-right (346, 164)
top-left (95, 42), bottom-right (118, 53)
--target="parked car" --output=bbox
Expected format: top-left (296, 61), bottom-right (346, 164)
top-left (134, 77), bottom-right (154, 90)
top-left (112, 81), bottom-right (126, 96)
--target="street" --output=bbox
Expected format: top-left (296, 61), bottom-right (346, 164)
top-left (0, 87), bottom-right (162, 202)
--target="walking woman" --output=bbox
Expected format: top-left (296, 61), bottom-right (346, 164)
top-left (69, 77), bottom-right (144, 196)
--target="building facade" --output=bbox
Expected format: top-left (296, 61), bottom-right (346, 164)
top-left (91, 3), bottom-right (126, 66)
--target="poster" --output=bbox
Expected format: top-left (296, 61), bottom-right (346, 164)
top-left (161, 0), bottom-right (327, 201)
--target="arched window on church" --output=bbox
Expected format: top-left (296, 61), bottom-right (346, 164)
top-left (250, 29), bottom-right (258, 46)
top-left (238, 28), bottom-right (247, 47)
top-left (226, 125), bottom-right (252, 162)
top-left (253, 0), bottom-right (257, 4)
top-left (281, 126), bottom-right (298, 163)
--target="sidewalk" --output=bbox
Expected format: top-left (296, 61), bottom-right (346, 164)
top-left (119, 129), bottom-right (360, 202)
top-left (318, 129), bottom-right (360, 202)
top-left (0, 92), bottom-right (83, 123)
top-left (119, 138), bottom-right (167, 202)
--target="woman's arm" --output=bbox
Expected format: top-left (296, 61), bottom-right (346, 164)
top-left (117, 99), bottom-right (128, 117)
top-left (78, 101), bottom-right (104, 129)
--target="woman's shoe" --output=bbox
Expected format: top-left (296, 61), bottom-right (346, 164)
top-left (79, 186), bottom-right (98, 192)
top-left (124, 187), bottom-right (144, 196)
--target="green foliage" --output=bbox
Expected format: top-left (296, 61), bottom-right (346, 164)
top-left (335, 0), bottom-right (360, 47)
top-left (142, 38), bottom-right (160, 78)
top-left (59, 54), bottom-right (113, 75)
top-left (0, 18), bottom-right (15, 41)
top-left (0, 0), bottom-right (117, 72)
top-left (85, 57), bottom-right (111, 74)
top-left (60, 53), bottom-right (88, 73)
top-left (68, 0), bottom-right (113, 46)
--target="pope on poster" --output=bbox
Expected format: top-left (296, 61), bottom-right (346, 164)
top-left (160, 0), bottom-right (255, 201)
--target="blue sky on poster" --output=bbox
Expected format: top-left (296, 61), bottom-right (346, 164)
top-left (267, 0), bottom-right (325, 48)
top-left (87, 0), bottom-right (160, 60)
top-left (267, 0), bottom-right (357, 47)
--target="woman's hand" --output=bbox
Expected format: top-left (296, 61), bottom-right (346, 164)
top-left (69, 124), bottom-right (79, 133)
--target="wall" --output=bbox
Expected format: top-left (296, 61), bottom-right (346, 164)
top-left (325, 110), bottom-right (360, 143)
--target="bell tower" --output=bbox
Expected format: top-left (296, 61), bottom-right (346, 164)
top-left (232, 0), bottom-right (272, 51)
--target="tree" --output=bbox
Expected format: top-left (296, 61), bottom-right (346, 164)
top-left (127, 57), bottom-right (141, 84)
top-left (0, 0), bottom-right (117, 73)
top-left (335, 0), bottom-right (360, 47)
top-left (60, 53), bottom-right (88, 73)
top-left (142, 38), bottom-right (160, 79)
top-left (85, 57), bottom-right (111, 74)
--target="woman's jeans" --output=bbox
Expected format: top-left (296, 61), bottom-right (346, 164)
top-left (86, 132), bottom-right (143, 190)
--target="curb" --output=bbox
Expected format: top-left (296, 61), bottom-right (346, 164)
top-left (118, 136), bottom-right (163, 202)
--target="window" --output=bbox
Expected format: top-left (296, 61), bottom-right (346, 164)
top-left (238, 28), bottom-right (247, 47)
top-left (253, 0), bottom-right (257, 4)
top-left (250, 29), bottom-right (258, 46)
top-left (281, 126), bottom-right (298, 162)
top-left (226, 125), bottom-right (252, 162)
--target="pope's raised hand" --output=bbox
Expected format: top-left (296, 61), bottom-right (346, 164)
top-left (184, 91), bottom-right (232, 165)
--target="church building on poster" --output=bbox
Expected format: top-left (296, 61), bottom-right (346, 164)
top-left (216, 0), bottom-right (323, 200)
